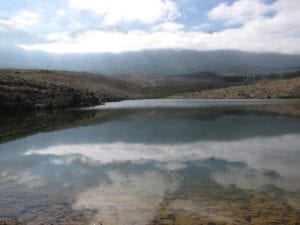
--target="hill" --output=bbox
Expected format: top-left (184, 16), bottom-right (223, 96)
top-left (117, 72), bottom-right (238, 98)
top-left (171, 76), bottom-right (300, 99)
top-left (1, 69), bottom-right (300, 111)
top-left (116, 72), bottom-right (224, 87)
top-left (0, 69), bottom-right (142, 110)
top-left (117, 71), bottom-right (300, 98)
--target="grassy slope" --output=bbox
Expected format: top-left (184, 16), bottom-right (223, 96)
top-left (0, 69), bottom-right (142, 110)
top-left (117, 72), bottom-right (238, 98)
top-left (1, 69), bottom-right (142, 99)
top-left (170, 77), bottom-right (300, 99)
top-left (1, 69), bottom-right (300, 111)
top-left (116, 72), bottom-right (224, 87)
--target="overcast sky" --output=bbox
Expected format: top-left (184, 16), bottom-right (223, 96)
top-left (0, 0), bottom-right (299, 54)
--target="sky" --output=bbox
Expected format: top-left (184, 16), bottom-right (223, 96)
top-left (0, 0), bottom-right (300, 54)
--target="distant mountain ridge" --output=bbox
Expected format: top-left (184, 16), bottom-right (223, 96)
top-left (1, 48), bottom-right (300, 76)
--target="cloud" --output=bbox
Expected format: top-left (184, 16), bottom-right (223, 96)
top-left (0, 10), bottom-right (40, 29)
top-left (0, 26), bottom-right (42, 47)
top-left (192, 23), bottom-right (210, 31)
top-left (208, 0), bottom-right (272, 25)
top-left (45, 32), bottom-right (72, 42)
top-left (69, 0), bottom-right (180, 25)
top-left (151, 22), bottom-right (184, 32)
top-left (56, 10), bottom-right (65, 17)
top-left (5, 0), bottom-right (300, 54)
top-left (20, 24), bottom-right (300, 54)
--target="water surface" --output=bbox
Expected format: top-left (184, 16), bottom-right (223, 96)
top-left (0, 99), bottom-right (300, 225)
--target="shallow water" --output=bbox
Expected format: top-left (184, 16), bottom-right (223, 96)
top-left (0, 99), bottom-right (300, 225)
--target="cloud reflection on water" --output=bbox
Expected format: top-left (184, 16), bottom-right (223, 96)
top-left (25, 134), bottom-right (300, 191)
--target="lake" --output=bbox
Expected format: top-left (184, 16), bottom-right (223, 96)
top-left (0, 99), bottom-right (300, 225)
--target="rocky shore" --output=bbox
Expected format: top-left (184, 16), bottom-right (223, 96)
top-left (0, 220), bottom-right (25, 225)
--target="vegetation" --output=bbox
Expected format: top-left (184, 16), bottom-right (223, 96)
top-left (171, 76), bottom-right (300, 99)
top-left (0, 69), bottom-right (300, 111)
top-left (0, 69), bottom-right (142, 110)
top-left (119, 71), bottom-right (300, 98)
top-left (118, 72), bottom-right (241, 98)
